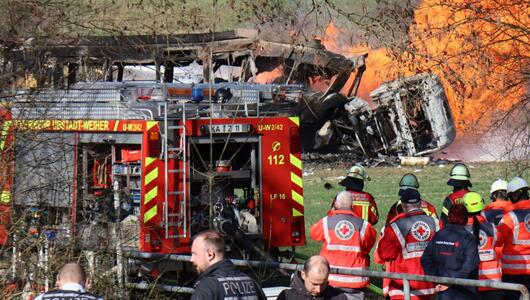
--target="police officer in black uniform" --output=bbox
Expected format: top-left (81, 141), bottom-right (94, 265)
top-left (190, 230), bottom-right (266, 300)
top-left (34, 262), bottom-right (103, 300)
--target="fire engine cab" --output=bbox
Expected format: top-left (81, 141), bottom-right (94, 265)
top-left (0, 81), bottom-right (306, 289)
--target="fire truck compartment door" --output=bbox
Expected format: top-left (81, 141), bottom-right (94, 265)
top-left (14, 133), bottom-right (75, 207)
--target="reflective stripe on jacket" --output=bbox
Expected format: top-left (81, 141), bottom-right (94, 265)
top-left (498, 199), bottom-right (530, 275)
top-left (377, 209), bottom-right (441, 299)
top-left (440, 189), bottom-right (469, 225)
top-left (347, 190), bottom-right (379, 225)
top-left (310, 210), bottom-right (376, 289)
top-left (465, 215), bottom-right (503, 290)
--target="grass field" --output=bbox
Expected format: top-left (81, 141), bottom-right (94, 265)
top-left (297, 160), bottom-right (530, 268)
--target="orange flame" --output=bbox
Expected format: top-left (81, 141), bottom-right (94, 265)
top-left (410, 0), bottom-right (528, 130)
top-left (318, 0), bottom-right (528, 131)
top-left (320, 23), bottom-right (398, 102)
top-left (253, 65), bottom-right (284, 84)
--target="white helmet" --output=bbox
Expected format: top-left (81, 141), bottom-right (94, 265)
top-left (490, 179), bottom-right (508, 194)
top-left (507, 177), bottom-right (528, 193)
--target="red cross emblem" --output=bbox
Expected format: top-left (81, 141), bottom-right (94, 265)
top-left (411, 221), bottom-right (431, 241)
top-left (340, 224), bottom-right (350, 235)
top-left (478, 230), bottom-right (487, 248)
top-left (335, 220), bottom-right (355, 240)
top-left (416, 225), bottom-right (426, 236)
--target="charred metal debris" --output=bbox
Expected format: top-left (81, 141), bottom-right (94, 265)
top-left (3, 29), bottom-right (455, 157)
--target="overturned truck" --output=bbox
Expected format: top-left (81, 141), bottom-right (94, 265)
top-left (303, 73), bottom-right (456, 156)
top-left (4, 29), bottom-right (455, 156)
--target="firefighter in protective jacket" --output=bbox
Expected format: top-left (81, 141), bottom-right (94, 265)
top-left (377, 188), bottom-right (441, 299)
top-left (334, 164), bottom-right (379, 225)
top-left (311, 191), bottom-right (376, 295)
top-left (385, 173), bottom-right (437, 224)
top-left (462, 192), bottom-right (505, 300)
top-left (496, 176), bottom-right (530, 300)
top-left (440, 163), bottom-right (472, 225)
top-left (190, 230), bottom-right (266, 300)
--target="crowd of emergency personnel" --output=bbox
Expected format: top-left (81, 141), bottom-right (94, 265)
top-left (182, 163), bottom-right (529, 300)
top-left (301, 163), bottom-right (529, 300)
top-left (25, 163), bottom-right (529, 300)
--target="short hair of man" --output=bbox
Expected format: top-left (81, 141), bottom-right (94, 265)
top-left (303, 255), bottom-right (330, 275)
top-left (195, 230), bottom-right (226, 257)
top-left (58, 262), bottom-right (87, 286)
top-left (335, 191), bottom-right (353, 210)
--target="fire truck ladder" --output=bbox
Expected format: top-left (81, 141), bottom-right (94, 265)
top-left (162, 102), bottom-right (187, 240)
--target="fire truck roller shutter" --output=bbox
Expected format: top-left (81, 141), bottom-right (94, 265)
top-left (14, 133), bottom-right (75, 207)
top-left (78, 133), bottom-right (142, 144)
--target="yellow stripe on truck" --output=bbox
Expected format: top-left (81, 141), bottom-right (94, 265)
top-left (290, 154), bottom-right (302, 170)
top-left (292, 208), bottom-right (303, 217)
top-left (143, 156), bottom-right (159, 224)
top-left (146, 121), bottom-right (157, 131)
top-left (292, 190), bottom-right (304, 206)
top-left (288, 116), bottom-right (300, 127)
top-left (145, 167), bottom-right (158, 186)
top-left (0, 121), bottom-right (12, 151)
top-left (145, 186), bottom-right (158, 205)
top-left (0, 191), bottom-right (10, 203)
top-left (145, 157), bottom-right (156, 167)
top-left (144, 205), bottom-right (157, 223)
top-left (291, 172), bottom-right (303, 189)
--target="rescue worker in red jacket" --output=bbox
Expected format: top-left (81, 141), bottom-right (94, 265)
top-left (484, 179), bottom-right (509, 225)
top-left (334, 164), bottom-right (378, 225)
top-left (497, 176), bottom-right (530, 300)
top-left (462, 192), bottom-right (506, 300)
top-left (440, 163), bottom-right (472, 225)
top-left (385, 173), bottom-right (437, 224)
top-left (312, 190), bottom-right (376, 299)
top-left (377, 188), bottom-right (441, 299)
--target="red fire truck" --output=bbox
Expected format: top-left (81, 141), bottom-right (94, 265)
top-left (0, 81), bottom-right (305, 292)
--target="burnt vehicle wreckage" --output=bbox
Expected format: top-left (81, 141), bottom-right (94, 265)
top-left (4, 28), bottom-right (455, 157)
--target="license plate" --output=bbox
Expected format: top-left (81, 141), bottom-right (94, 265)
top-left (207, 124), bottom-right (250, 134)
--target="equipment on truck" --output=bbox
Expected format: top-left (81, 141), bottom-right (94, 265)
top-left (0, 81), bottom-right (306, 295)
